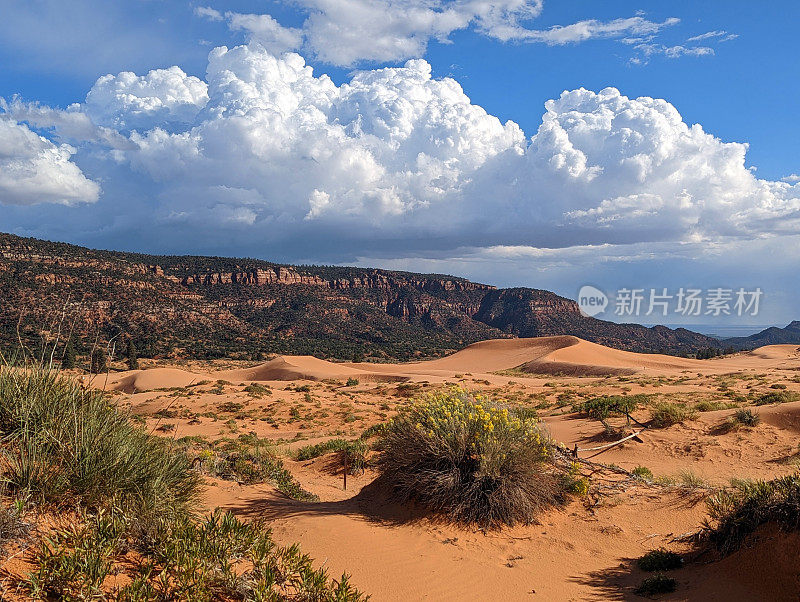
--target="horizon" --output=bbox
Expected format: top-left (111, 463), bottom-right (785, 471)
top-left (1, 0), bottom-right (799, 325)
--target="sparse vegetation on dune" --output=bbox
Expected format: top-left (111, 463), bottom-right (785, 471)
top-left (0, 365), bottom-right (366, 600)
top-left (377, 388), bottom-right (574, 527)
top-left (705, 474), bottom-right (800, 556)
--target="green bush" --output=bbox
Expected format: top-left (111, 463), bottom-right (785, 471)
top-left (295, 438), bottom-right (368, 475)
top-left (346, 377), bottom-right (360, 387)
top-left (649, 402), bottom-right (697, 428)
top-left (637, 548), bottom-right (683, 571)
top-left (0, 365), bottom-right (199, 515)
top-left (705, 474), bottom-right (800, 556)
top-left (733, 408), bottom-right (760, 427)
top-left (632, 466), bottom-right (654, 481)
top-left (377, 388), bottom-right (567, 527)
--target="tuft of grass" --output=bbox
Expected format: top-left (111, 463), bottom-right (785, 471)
top-left (295, 438), bottom-right (368, 474)
top-left (377, 388), bottom-right (569, 527)
top-left (733, 408), bottom-right (760, 427)
top-left (705, 474), bottom-right (800, 556)
top-left (0, 365), bottom-right (200, 515)
top-left (637, 548), bottom-right (683, 571)
top-left (754, 391), bottom-right (799, 406)
top-left (649, 402), bottom-right (697, 428)
top-left (345, 377), bottom-right (360, 387)
top-left (635, 573), bottom-right (676, 596)
top-left (632, 466), bottom-right (654, 482)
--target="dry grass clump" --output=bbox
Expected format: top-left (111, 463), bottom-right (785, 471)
top-left (705, 474), bottom-right (800, 556)
top-left (377, 388), bottom-right (568, 527)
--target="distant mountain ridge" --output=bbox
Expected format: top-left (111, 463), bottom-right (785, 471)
top-left (725, 321), bottom-right (800, 349)
top-left (0, 232), bottom-right (725, 361)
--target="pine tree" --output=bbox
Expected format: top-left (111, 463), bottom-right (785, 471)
top-left (126, 340), bottom-right (139, 370)
top-left (62, 340), bottom-right (77, 370)
top-left (91, 348), bottom-right (107, 374)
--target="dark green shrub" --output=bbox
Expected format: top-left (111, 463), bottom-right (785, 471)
top-left (637, 548), bottom-right (683, 571)
top-left (377, 389), bottom-right (566, 527)
top-left (754, 391), bottom-right (799, 405)
top-left (573, 395), bottom-right (645, 420)
top-left (632, 466), bottom-right (654, 481)
top-left (733, 408), bottom-right (760, 427)
top-left (635, 573), bottom-right (676, 595)
top-left (346, 377), bottom-right (360, 387)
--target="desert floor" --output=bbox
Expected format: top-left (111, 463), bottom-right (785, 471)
top-left (74, 337), bottom-right (800, 600)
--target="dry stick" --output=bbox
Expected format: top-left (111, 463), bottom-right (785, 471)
top-left (576, 428), bottom-right (648, 458)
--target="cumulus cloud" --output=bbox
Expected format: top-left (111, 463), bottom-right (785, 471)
top-left (57, 43), bottom-right (796, 257)
top-left (84, 66), bottom-right (209, 130)
top-left (0, 117), bottom-right (100, 205)
top-left (198, 2), bottom-right (680, 66)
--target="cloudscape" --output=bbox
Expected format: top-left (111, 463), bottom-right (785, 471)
top-left (1, 0), bottom-right (798, 323)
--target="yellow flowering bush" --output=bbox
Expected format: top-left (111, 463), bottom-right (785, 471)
top-left (377, 388), bottom-right (566, 527)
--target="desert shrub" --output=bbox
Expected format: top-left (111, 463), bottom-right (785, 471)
top-left (346, 377), bottom-right (360, 387)
top-left (295, 438), bottom-right (352, 460)
top-left (243, 383), bottom-right (271, 398)
top-left (770, 383), bottom-right (787, 389)
top-left (295, 438), bottom-right (368, 474)
top-left (635, 574), bottom-right (676, 595)
top-left (360, 422), bottom-right (388, 440)
top-left (733, 408), bottom-right (760, 427)
top-left (0, 365), bottom-right (199, 515)
top-left (637, 548), bottom-right (683, 571)
top-left (649, 402), bottom-right (697, 428)
top-left (705, 474), bottom-right (800, 556)
top-left (695, 400), bottom-right (738, 412)
top-left (754, 391), bottom-right (799, 405)
top-left (573, 395), bottom-right (645, 420)
top-left (632, 466), bottom-right (654, 481)
top-left (377, 389), bottom-right (567, 527)
top-left (28, 508), bottom-right (367, 601)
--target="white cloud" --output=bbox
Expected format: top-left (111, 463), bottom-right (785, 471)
top-left (203, 2), bottom-right (679, 67)
top-left (225, 12), bottom-right (303, 55)
top-left (0, 117), bottom-right (100, 205)
top-left (512, 16), bottom-right (679, 45)
top-left (84, 66), bottom-right (209, 130)
top-left (633, 43), bottom-right (714, 62)
top-left (194, 6), bottom-right (223, 22)
top-left (686, 30), bottom-right (737, 43)
top-left (781, 174), bottom-right (800, 184)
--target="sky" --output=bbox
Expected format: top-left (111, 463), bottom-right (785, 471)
top-left (1, 0), bottom-right (799, 327)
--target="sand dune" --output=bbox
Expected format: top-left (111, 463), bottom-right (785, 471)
top-left (101, 337), bottom-right (800, 392)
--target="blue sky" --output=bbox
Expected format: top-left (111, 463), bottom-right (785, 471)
top-left (1, 1), bottom-right (799, 327)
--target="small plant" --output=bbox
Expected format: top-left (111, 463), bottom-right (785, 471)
top-left (243, 383), bottom-right (271, 398)
top-left (733, 408), bottom-right (760, 427)
top-left (377, 388), bottom-right (568, 527)
top-left (635, 573), bottom-right (676, 596)
top-left (346, 377), bottom-right (360, 387)
top-left (637, 548), bottom-right (683, 571)
top-left (649, 402), bottom-right (697, 428)
top-left (632, 466), bottom-right (654, 481)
